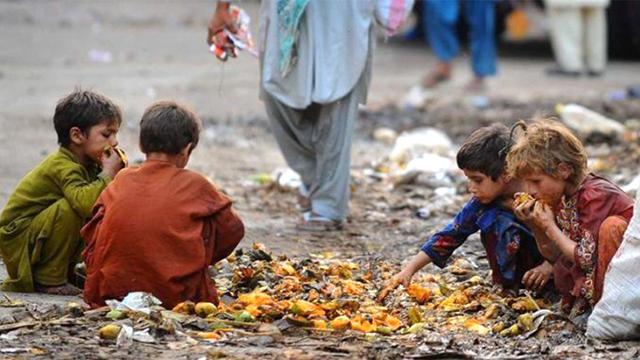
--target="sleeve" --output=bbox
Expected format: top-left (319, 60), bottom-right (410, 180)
top-left (420, 200), bottom-right (481, 268)
top-left (208, 205), bottom-right (244, 264)
top-left (79, 196), bottom-right (106, 269)
top-left (198, 180), bottom-right (244, 265)
top-left (55, 162), bottom-right (110, 219)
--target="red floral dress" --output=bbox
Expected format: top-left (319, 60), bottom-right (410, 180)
top-left (553, 174), bottom-right (633, 315)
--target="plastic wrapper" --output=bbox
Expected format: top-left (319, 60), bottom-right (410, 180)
top-left (105, 292), bottom-right (162, 315)
top-left (210, 5), bottom-right (257, 61)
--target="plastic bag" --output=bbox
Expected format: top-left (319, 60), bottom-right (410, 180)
top-left (210, 5), bottom-right (257, 61)
top-left (105, 292), bottom-right (162, 315)
top-left (586, 190), bottom-right (640, 340)
top-left (374, 0), bottom-right (415, 36)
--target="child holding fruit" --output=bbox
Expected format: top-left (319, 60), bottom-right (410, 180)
top-left (0, 89), bottom-right (125, 295)
top-left (81, 101), bottom-right (244, 309)
top-left (508, 118), bottom-right (633, 316)
top-left (380, 124), bottom-right (551, 301)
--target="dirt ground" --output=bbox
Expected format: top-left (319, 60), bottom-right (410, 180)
top-left (1, 1), bottom-right (640, 359)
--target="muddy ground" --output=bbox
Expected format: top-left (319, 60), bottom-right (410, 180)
top-left (1, 1), bottom-right (640, 359)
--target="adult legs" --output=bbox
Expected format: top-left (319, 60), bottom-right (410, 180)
top-left (307, 90), bottom-right (360, 222)
top-left (263, 89), bottom-right (359, 223)
top-left (263, 93), bottom-right (317, 199)
top-left (547, 6), bottom-right (584, 73)
top-left (464, 0), bottom-right (497, 84)
top-left (583, 6), bottom-right (608, 74)
top-left (421, 0), bottom-right (460, 87)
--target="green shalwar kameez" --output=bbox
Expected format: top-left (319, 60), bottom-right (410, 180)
top-left (0, 147), bottom-right (110, 292)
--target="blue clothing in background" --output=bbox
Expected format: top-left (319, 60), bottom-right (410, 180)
top-left (421, 198), bottom-right (542, 287)
top-left (422, 0), bottom-right (497, 77)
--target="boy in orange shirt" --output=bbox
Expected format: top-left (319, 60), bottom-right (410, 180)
top-left (81, 101), bottom-right (244, 308)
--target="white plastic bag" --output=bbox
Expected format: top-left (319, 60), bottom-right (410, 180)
top-left (374, 0), bottom-right (415, 35)
top-left (586, 190), bottom-right (640, 339)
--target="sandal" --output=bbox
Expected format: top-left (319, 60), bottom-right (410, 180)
top-left (296, 213), bottom-right (343, 232)
top-left (34, 283), bottom-right (82, 296)
top-left (297, 193), bottom-right (311, 213)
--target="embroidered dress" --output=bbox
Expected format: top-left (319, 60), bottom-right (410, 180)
top-left (421, 198), bottom-right (542, 287)
top-left (553, 174), bottom-right (633, 314)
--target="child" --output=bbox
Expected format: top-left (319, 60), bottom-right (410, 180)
top-left (0, 89), bottom-right (124, 295)
top-left (508, 118), bottom-right (633, 316)
top-left (380, 124), bottom-right (551, 301)
top-left (81, 101), bottom-right (244, 309)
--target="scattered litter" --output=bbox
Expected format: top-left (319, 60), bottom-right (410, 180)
top-left (402, 85), bottom-right (436, 109)
top-left (133, 329), bottom-right (156, 343)
top-left (105, 292), bottom-right (162, 315)
top-left (555, 103), bottom-right (625, 140)
top-left (88, 49), bottom-right (113, 64)
top-left (468, 95), bottom-right (490, 109)
top-left (373, 127), bottom-right (398, 145)
top-left (116, 324), bottom-right (134, 348)
top-left (272, 168), bottom-right (302, 191)
top-left (390, 127), bottom-right (454, 165)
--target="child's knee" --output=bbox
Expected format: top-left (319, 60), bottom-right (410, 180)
top-left (599, 216), bottom-right (628, 244)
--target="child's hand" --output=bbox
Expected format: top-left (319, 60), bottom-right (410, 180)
top-left (513, 195), bottom-right (536, 222)
top-left (377, 268), bottom-right (414, 303)
top-left (101, 147), bottom-right (124, 178)
top-left (530, 201), bottom-right (556, 231)
top-left (522, 261), bottom-right (553, 292)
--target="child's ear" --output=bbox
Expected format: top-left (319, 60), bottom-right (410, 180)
top-left (180, 142), bottom-right (194, 157)
top-left (68, 127), bottom-right (86, 145)
top-left (557, 163), bottom-right (572, 180)
top-left (499, 173), bottom-right (511, 183)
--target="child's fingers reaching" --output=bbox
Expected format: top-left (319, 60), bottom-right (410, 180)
top-left (535, 275), bottom-right (549, 291)
top-left (523, 269), bottom-right (541, 290)
top-left (377, 279), bottom-right (398, 303)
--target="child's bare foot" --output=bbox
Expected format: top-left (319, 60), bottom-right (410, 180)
top-left (35, 283), bottom-right (82, 296)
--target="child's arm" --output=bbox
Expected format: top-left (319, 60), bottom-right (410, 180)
top-left (57, 166), bottom-right (111, 219)
top-left (210, 206), bottom-right (244, 264)
top-left (378, 201), bottom-right (481, 302)
top-left (527, 201), bottom-right (576, 262)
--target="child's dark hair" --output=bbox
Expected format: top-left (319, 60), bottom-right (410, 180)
top-left (456, 123), bottom-right (511, 181)
top-left (139, 100), bottom-right (201, 155)
top-left (54, 89), bottom-right (122, 146)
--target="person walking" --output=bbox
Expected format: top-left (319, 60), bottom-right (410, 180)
top-left (544, 0), bottom-right (611, 77)
top-left (421, 0), bottom-right (498, 91)
top-left (208, 0), bottom-right (380, 231)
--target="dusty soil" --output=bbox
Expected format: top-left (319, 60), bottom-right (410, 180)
top-left (1, 1), bottom-right (640, 359)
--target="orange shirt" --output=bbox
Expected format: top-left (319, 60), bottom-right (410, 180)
top-left (81, 160), bottom-right (244, 309)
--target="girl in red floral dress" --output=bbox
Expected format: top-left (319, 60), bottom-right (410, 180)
top-left (507, 118), bottom-right (633, 316)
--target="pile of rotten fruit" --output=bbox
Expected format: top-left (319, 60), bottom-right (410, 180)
top-left (88, 243), bottom-right (570, 345)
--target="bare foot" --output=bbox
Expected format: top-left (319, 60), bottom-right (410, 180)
top-left (35, 283), bottom-right (82, 296)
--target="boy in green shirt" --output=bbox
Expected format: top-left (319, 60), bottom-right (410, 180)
top-left (0, 90), bottom-right (124, 295)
